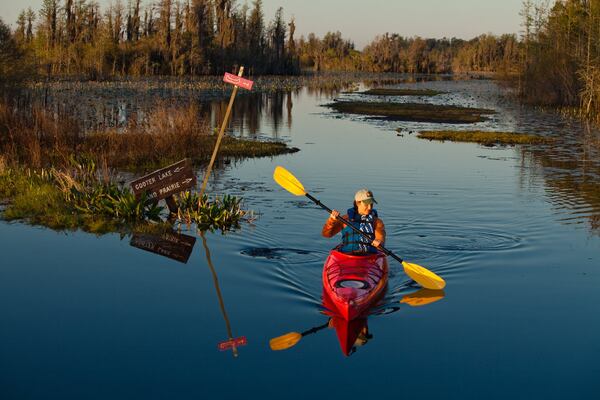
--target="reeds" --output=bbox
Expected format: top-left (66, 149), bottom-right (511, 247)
top-left (0, 100), bottom-right (80, 168)
top-left (0, 98), bottom-right (296, 171)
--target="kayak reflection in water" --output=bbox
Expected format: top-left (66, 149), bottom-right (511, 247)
top-left (329, 316), bottom-right (372, 356)
top-left (322, 189), bottom-right (386, 254)
top-left (349, 326), bottom-right (373, 356)
top-left (269, 288), bottom-right (445, 356)
top-left (267, 316), bottom-right (372, 357)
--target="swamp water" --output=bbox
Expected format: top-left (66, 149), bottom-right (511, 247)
top-left (1, 78), bottom-right (599, 399)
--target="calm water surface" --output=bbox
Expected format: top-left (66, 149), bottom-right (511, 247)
top-left (2, 78), bottom-right (600, 399)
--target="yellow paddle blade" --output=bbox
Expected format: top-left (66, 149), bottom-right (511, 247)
top-left (273, 166), bottom-right (307, 196)
top-left (402, 261), bottom-right (446, 290)
top-left (269, 332), bottom-right (302, 351)
top-left (400, 288), bottom-right (445, 307)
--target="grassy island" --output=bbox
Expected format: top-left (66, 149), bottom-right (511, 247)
top-left (416, 130), bottom-right (551, 145)
top-left (362, 88), bottom-right (445, 96)
top-left (327, 101), bottom-right (494, 123)
top-left (0, 163), bottom-right (253, 234)
top-left (0, 101), bottom-right (291, 232)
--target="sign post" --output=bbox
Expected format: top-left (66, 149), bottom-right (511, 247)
top-left (198, 67), bottom-right (254, 199)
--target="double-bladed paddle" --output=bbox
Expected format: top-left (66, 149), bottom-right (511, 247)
top-left (273, 166), bottom-right (446, 290)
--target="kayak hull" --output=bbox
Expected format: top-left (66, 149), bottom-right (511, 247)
top-left (322, 249), bottom-right (388, 321)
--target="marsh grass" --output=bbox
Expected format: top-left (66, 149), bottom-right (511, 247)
top-left (362, 88), bottom-right (445, 96)
top-left (416, 130), bottom-right (551, 145)
top-left (0, 99), bottom-right (297, 171)
top-left (86, 132), bottom-right (297, 171)
top-left (0, 161), bottom-right (252, 233)
top-left (0, 100), bottom-right (81, 168)
top-left (327, 101), bottom-right (495, 123)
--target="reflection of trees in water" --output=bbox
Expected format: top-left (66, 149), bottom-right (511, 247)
top-left (519, 123), bottom-right (600, 235)
top-left (25, 87), bottom-right (299, 140)
top-left (217, 92), bottom-right (265, 137)
top-left (287, 92), bottom-right (293, 130)
top-left (214, 90), bottom-right (300, 138)
top-left (19, 74), bottom-right (445, 136)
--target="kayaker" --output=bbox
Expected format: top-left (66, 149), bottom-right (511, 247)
top-left (322, 189), bottom-right (386, 254)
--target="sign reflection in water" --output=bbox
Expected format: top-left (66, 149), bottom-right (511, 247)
top-left (130, 230), bottom-right (197, 264)
top-left (129, 229), bottom-right (247, 356)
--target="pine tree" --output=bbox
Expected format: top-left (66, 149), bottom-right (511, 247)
top-left (268, 7), bottom-right (286, 73)
top-left (247, 0), bottom-right (265, 73)
top-left (190, 0), bottom-right (214, 74)
top-left (16, 11), bottom-right (27, 44)
top-left (26, 8), bottom-right (35, 43)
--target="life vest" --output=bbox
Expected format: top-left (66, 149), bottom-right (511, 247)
top-left (339, 207), bottom-right (379, 254)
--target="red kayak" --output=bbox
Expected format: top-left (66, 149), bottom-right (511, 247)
top-left (322, 249), bottom-right (388, 321)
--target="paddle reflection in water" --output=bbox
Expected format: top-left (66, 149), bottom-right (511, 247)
top-left (199, 232), bottom-right (247, 357)
top-left (269, 288), bottom-right (445, 356)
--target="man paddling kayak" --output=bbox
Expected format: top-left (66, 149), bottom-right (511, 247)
top-left (322, 189), bottom-right (386, 254)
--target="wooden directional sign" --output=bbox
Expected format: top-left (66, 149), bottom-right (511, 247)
top-left (130, 231), bottom-right (197, 263)
top-left (223, 72), bottom-right (254, 90)
top-left (130, 159), bottom-right (196, 201)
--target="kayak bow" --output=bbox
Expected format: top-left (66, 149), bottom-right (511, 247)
top-left (322, 249), bottom-right (388, 321)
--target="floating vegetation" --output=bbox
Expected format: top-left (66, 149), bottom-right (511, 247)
top-left (416, 130), bottom-right (552, 145)
top-left (361, 88), bottom-right (445, 96)
top-left (0, 160), bottom-right (252, 233)
top-left (327, 101), bottom-right (495, 123)
top-left (25, 72), bottom-right (414, 95)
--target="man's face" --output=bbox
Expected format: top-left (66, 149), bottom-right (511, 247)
top-left (357, 200), bottom-right (373, 216)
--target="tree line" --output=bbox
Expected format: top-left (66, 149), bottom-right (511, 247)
top-left (10, 0), bottom-right (300, 77)
top-left (2, 0), bottom-right (600, 124)
top-left (296, 31), bottom-right (521, 75)
top-left (4, 0), bottom-right (523, 79)
top-left (519, 0), bottom-right (600, 124)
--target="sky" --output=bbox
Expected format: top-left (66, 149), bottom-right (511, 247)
top-left (0, 0), bottom-right (525, 49)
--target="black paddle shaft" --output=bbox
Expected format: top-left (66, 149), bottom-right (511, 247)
top-left (301, 321), bottom-right (330, 337)
top-left (304, 193), bottom-right (404, 264)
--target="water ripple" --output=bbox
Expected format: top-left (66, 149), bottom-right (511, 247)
top-left (392, 223), bottom-right (522, 253)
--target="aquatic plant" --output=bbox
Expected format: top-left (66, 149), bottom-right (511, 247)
top-left (416, 130), bottom-right (551, 145)
top-left (175, 191), bottom-right (252, 232)
top-left (0, 160), bottom-right (252, 233)
top-left (327, 101), bottom-right (495, 123)
top-left (361, 88), bottom-right (445, 96)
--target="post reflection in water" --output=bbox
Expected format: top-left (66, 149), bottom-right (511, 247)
top-left (200, 232), bottom-right (247, 357)
top-left (269, 287), bottom-right (445, 357)
top-left (128, 228), bottom-right (246, 356)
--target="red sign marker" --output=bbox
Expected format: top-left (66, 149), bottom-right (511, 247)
top-left (218, 336), bottom-right (248, 351)
top-left (223, 72), bottom-right (254, 90)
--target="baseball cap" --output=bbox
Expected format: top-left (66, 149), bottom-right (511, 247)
top-left (354, 189), bottom-right (377, 204)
